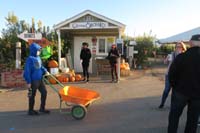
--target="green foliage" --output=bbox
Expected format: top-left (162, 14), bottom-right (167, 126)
top-left (0, 11), bottom-right (60, 67)
top-left (159, 44), bottom-right (175, 54)
top-left (134, 35), bottom-right (155, 66)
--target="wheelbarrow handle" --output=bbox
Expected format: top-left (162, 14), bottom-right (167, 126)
top-left (43, 74), bottom-right (65, 88)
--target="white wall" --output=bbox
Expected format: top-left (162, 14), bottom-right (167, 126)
top-left (74, 36), bottom-right (92, 73)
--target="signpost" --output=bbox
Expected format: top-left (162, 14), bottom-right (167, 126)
top-left (17, 31), bottom-right (42, 42)
top-left (16, 42), bottom-right (21, 69)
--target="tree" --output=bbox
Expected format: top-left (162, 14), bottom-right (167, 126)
top-left (0, 11), bottom-right (59, 67)
top-left (31, 17), bottom-right (35, 33)
top-left (37, 20), bottom-right (42, 32)
top-left (134, 34), bottom-right (155, 67)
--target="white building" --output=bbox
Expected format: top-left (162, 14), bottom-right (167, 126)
top-left (54, 10), bottom-right (126, 74)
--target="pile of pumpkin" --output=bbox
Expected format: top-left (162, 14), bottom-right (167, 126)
top-left (120, 63), bottom-right (130, 70)
top-left (48, 70), bottom-right (83, 84)
top-left (120, 60), bottom-right (130, 76)
top-left (47, 59), bottom-right (83, 84)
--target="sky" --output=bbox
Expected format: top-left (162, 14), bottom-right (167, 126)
top-left (1, 0), bottom-right (200, 39)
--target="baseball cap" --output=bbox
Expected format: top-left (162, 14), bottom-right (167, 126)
top-left (190, 34), bottom-right (200, 41)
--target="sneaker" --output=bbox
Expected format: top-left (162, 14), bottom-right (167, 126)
top-left (39, 109), bottom-right (50, 114)
top-left (28, 110), bottom-right (39, 116)
top-left (158, 104), bottom-right (164, 109)
top-left (86, 79), bottom-right (89, 83)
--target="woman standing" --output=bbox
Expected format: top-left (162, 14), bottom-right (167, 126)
top-left (158, 42), bottom-right (186, 108)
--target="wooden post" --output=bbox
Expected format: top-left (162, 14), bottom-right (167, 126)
top-left (16, 42), bottom-right (21, 69)
top-left (57, 30), bottom-right (61, 69)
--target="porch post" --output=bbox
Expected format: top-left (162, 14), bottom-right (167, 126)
top-left (118, 28), bottom-right (121, 81)
top-left (57, 29), bottom-right (61, 69)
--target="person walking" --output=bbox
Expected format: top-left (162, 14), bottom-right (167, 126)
top-left (158, 42), bottom-right (186, 108)
top-left (167, 34), bottom-right (200, 133)
top-left (23, 43), bottom-right (50, 115)
top-left (80, 42), bottom-right (91, 82)
top-left (107, 44), bottom-right (120, 83)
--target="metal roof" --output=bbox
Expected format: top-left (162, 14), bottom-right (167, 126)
top-left (159, 27), bottom-right (200, 44)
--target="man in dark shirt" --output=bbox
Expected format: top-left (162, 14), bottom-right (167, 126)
top-left (168, 34), bottom-right (200, 133)
top-left (80, 42), bottom-right (91, 82)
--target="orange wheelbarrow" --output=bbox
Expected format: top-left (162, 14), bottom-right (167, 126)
top-left (43, 74), bottom-right (100, 120)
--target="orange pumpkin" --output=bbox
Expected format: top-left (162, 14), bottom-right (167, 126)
top-left (124, 63), bottom-right (130, 70)
top-left (62, 77), bottom-right (69, 83)
top-left (120, 64), bottom-right (126, 70)
top-left (75, 74), bottom-right (82, 81)
top-left (48, 60), bottom-right (58, 68)
top-left (48, 77), bottom-right (57, 84)
top-left (56, 75), bottom-right (65, 82)
top-left (69, 76), bottom-right (75, 82)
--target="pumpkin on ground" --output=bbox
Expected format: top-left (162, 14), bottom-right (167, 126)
top-left (56, 75), bottom-right (65, 82)
top-left (48, 77), bottom-right (57, 84)
top-left (120, 64), bottom-right (126, 70)
top-left (62, 77), bottom-right (69, 83)
top-left (120, 63), bottom-right (130, 70)
top-left (75, 74), bottom-right (82, 81)
top-left (48, 60), bottom-right (58, 68)
top-left (69, 76), bottom-right (76, 82)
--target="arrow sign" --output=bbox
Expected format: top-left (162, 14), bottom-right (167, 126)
top-left (17, 31), bottom-right (42, 42)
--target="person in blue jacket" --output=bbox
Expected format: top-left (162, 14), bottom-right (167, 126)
top-left (23, 43), bottom-right (50, 115)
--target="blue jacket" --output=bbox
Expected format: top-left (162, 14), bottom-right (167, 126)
top-left (23, 43), bottom-right (47, 84)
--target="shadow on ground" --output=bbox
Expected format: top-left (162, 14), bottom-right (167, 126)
top-left (0, 95), bottom-right (197, 133)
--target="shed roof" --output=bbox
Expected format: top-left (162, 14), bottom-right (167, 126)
top-left (159, 27), bottom-right (200, 44)
top-left (54, 10), bottom-right (126, 30)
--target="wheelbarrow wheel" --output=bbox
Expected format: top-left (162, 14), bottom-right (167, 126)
top-left (71, 105), bottom-right (87, 120)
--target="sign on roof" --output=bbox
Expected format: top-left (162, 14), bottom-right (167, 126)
top-left (70, 22), bottom-right (108, 29)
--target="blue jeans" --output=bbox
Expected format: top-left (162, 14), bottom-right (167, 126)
top-left (160, 74), bottom-right (171, 106)
top-left (168, 90), bottom-right (200, 133)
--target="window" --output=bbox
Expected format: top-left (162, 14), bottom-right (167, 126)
top-left (97, 37), bottom-right (116, 55)
top-left (98, 38), bottom-right (106, 53)
top-left (85, 15), bottom-right (93, 22)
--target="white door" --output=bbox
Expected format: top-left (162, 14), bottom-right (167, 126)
top-left (74, 36), bottom-right (92, 73)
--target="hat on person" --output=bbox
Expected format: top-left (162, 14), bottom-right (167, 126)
top-left (111, 44), bottom-right (116, 48)
top-left (190, 34), bottom-right (200, 41)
